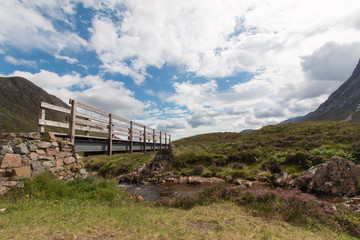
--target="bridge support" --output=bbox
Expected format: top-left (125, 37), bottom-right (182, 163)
top-left (108, 113), bottom-right (113, 155)
top-left (129, 121), bottom-right (133, 154)
top-left (68, 99), bottom-right (77, 145)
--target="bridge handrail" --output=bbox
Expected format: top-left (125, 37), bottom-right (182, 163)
top-left (38, 99), bottom-right (170, 155)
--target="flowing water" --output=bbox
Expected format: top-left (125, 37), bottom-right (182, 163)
top-left (118, 182), bottom-right (227, 201)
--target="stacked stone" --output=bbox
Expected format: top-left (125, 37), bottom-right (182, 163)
top-left (0, 132), bottom-right (88, 194)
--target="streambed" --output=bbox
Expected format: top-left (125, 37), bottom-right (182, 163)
top-left (119, 182), bottom-right (360, 211)
top-left (118, 182), bottom-right (225, 201)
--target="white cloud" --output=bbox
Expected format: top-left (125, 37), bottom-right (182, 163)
top-left (9, 70), bottom-right (145, 119)
top-left (301, 42), bottom-right (360, 81)
top-left (86, 0), bottom-right (360, 86)
top-left (0, 48), bottom-right (4, 54)
top-left (4, 56), bottom-right (37, 68)
top-left (0, 1), bottom-right (86, 54)
top-left (54, 54), bottom-right (78, 64)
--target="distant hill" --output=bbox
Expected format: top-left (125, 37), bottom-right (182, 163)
top-left (304, 59), bottom-right (360, 122)
top-left (278, 112), bottom-right (314, 125)
top-left (0, 76), bottom-right (69, 133)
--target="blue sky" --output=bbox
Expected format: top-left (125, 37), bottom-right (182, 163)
top-left (1, 0), bottom-right (360, 139)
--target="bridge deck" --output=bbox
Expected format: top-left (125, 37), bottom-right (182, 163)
top-left (40, 100), bottom-right (171, 155)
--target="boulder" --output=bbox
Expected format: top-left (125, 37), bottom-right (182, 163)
top-left (0, 145), bottom-right (13, 154)
top-left (271, 172), bottom-right (290, 186)
top-left (233, 178), bottom-right (253, 187)
top-left (291, 157), bottom-right (360, 196)
top-left (1, 154), bottom-right (22, 168)
top-left (13, 166), bottom-right (31, 178)
top-left (27, 142), bottom-right (38, 152)
top-left (37, 142), bottom-right (53, 149)
top-left (14, 143), bottom-right (29, 154)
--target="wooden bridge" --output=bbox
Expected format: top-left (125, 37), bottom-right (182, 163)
top-left (38, 99), bottom-right (170, 155)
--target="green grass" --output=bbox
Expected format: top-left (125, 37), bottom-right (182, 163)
top-left (0, 175), bottom-right (356, 239)
top-left (83, 152), bottom-right (157, 178)
top-left (170, 122), bottom-right (360, 178)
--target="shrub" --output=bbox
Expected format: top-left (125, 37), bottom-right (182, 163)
top-left (193, 165), bottom-right (203, 175)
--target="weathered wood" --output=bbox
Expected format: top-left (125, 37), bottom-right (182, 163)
top-left (153, 129), bottom-right (155, 151)
top-left (76, 100), bottom-right (109, 117)
top-left (129, 121), bottom-right (133, 153)
top-left (39, 119), bottom-right (69, 129)
top-left (112, 122), bottom-right (129, 130)
top-left (160, 131), bottom-right (162, 151)
top-left (108, 113), bottom-right (113, 155)
top-left (39, 108), bottom-right (46, 133)
top-left (112, 115), bottom-right (131, 124)
top-left (68, 100), bottom-right (77, 144)
top-left (76, 111), bottom-right (108, 124)
top-left (132, 121), bottom-right (145, 128)
top-left (143, 126), bottom-right (146, 153)
top-left (75, 125), bottom-right (108, 134)
top-left (75, 118), bottom-right (108, 129)
top-left (41, 102), bottom-right (71, 114)
top-left (39, 99), bottom-right (170, 154)
top-left (112, 132), bottom-right (129, 137)
top-left (113, 126), bottom-right (130, 134)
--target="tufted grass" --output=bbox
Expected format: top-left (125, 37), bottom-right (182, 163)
top-left (0, 175), bottom-right (357, 240)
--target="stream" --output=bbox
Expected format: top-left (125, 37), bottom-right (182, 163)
top-left (118, 182), bottom-right (231, 201)
top-left (118, 182), bottom-right (360, 210)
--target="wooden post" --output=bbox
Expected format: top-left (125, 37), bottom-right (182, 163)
top-left (68, 99), bottom-right (77, 145)
top-left (169, 135), bottom-right (171, 148)
top-left (165, 133), bottom-right (167, 150)
top-left (108, 113), bottom-right (113, 155)
top-left (160, 131), bottom-right (162, 151)
top-left (129, 121), bottom-right (133, 154)
top-left (153, 129), bottom-right (155, 151)
top-left (85, 118), bottom-right (90, 136)
top-left (39, 108), bottom-right (46, 133)
top-left (143, 126), bottom-right (146, 153)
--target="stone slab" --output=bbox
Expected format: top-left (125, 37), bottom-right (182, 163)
top-left (1, 154), bottom-right (21, 168)
top-left (13, 166), bottom-right (31, 178)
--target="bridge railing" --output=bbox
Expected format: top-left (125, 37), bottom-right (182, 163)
top-left (38, 99), bottom-right (170, 155)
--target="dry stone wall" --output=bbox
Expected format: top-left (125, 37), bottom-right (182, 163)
top-left (0, 132), bottom-right (88, 194)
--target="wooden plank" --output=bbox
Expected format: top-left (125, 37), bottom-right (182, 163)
top-left (112, 115), bottom-right (131, 124)
top-left (165, 133), bottom-right (167, 150)
top-left (75, 118), bottom-right (108, 129)
top-left (153, 129), bottom-right (155, 151)
top-left (143, 126), bottom-right (146, 153)
top-left (160, 131), bottom-right (162, 151)
top-left (108, 114), bottom-right (113, 155)
top-left (41, 102), bottom-right (71, 114)
top-left (76, 112), bottom-right (108, 124)
top-left (74, 125), bottom-right (108, 134)
top-left (68, 100), bottom-right (77, 144)
top-left (75, 100), bottom-right (109, 117)
top-left (113, 126), bottom-right (129, 133)
top-left (39, 108), bottom-right (46, 133)
top-left (112, 122), bottom-right (129, 129)
top-left (132, 121), bottom-right (144, 128)
top-left (113, 132), bottom-right (129, 137)
top-left (129, 121), bottom-right (133, 153)
top-left (39, 119), bottom-right (69, 129)
top-left (132, 133), bottom-right (143, 138)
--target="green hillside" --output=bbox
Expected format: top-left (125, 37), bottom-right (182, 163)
top-left (0, 77), bottom-right (69, 133)
top-left (171, 121), bottom-right (360, 179)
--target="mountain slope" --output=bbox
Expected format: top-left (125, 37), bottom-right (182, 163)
top-left (0, 76), bottom-right (69, 133)
top-left (305, 59), bottom-right (360, 122)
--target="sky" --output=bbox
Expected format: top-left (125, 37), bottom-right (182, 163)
top-left (1, 0), bottom-right (360, 140)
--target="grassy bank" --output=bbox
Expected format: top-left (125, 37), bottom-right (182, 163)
top-left (0, 174), bottom-right (357, 239)
top-left (170, 122), bottom-right (360, 180)
top-left (84, 152), bottom-right (157, 178)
